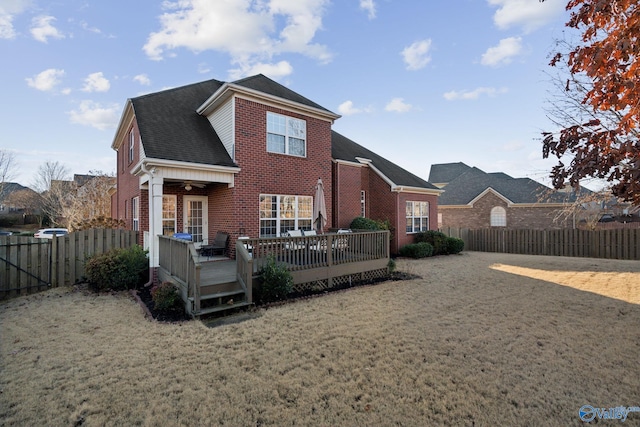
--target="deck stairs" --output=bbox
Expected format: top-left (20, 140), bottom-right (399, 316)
top-left (188, 258), bottom-right (251, 317)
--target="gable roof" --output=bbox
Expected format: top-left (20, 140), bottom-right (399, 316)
top-left (232, 74), bottom-right (333, 113)
top-left (332, 131), bottom-right (440, 192)
top-left (0, 182), bottom-right (31, 200)
top-left (130, 79), bottom-right (236, 168)
top-left (428, 162), bottom-right (472, 184)
top-left (435, 164), bottom-right (584, 205)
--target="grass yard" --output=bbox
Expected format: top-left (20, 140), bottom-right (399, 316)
top-left (1, 251), bottom-right (639, 426)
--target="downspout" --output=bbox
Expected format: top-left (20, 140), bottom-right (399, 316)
top-left (139, 162), bottom-right (155, 287)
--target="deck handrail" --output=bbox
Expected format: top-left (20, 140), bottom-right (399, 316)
top-left (158, 235), bottom-right (201, 313)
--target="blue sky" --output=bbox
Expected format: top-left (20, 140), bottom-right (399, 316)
top-left (1, 0), bottom-right (578, 189)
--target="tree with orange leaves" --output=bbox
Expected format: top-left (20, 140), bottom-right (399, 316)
top-left (542, 0), bottom-right (640, 205)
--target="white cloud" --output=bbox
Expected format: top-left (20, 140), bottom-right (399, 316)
top-left (133, 74), bottom-right (151, 86)
top-left (337, 100), bottom-right (372, 116)
top-left (30, 15), bottom-right (64, 43)
top-left (385, 98), bottom-right (412, 113)
top-left (0, 0), bottom-right (32, 39)
top-left (143, 0), bottom-right (331, 78)
top-left (359, 0), bottom-right (376, 19)
top-left (481, 36), bottom-right (522, 67)
top-left (228, 60), bottom-right (293, 81)
top-left (82, 72), bottom-right (110, 92)
top-left (488, 0), bottom-right (565, 33)
top-left (443, 87), bottom-right (508, 101)
top-left (68, 100), bottom-right (120, 130)
top-left (25, 68), bottom-right (65, 91)
top-left (401, 39), bottom-right (432, 71)
top-left (80, 21), bottom-right (102, 34)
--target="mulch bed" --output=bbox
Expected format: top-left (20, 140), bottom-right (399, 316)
top-left (134, 285), bottom-right (191, 323)
top-left (133, 270), bottom-right (420, 323)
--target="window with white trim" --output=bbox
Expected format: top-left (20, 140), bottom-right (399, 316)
top-left (266, 112), bottom-right (306, 157)
top-left (406, 201), bottom-right (429, 233)
top-left (132, 196), bottom-right (139, 231)
top-left (162, 195), bottom-right (177, 236)
top-left (360, 190), bottom-right (366, 217)
top-left (259, 194), bottom-right (312, 237)
top-left (128, 129), bottom-right (135, 164)
top-left (490, 206), bottom-right (507, 227)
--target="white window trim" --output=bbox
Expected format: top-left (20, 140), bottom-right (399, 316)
top-left (162, 195), bottom-right (177, 236)
top-left (259, 194), bottom-right (313, 237)
top-left (132, 196), bottom-right (139, 231)
top-left (128, 129), bottom-right (135, 163)
top-left (406, 201), bottom-right (429, 233)
top-left (490, 206), bottom-right (507, 227)
top-left (266, 112), bottom-right (307, 157)
top-left (360, 190), bottom-right (366, 218)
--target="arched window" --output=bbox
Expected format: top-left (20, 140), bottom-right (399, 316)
top-left (490, 206), bottom-right (506, 227)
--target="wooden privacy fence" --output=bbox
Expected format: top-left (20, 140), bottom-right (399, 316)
top-left (1, 228), bottom-right (139, 300)
top-left (440, 227), bottom-right (640, 260)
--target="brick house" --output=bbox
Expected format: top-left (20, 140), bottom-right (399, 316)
top-left (111, 74), bottom-right (441, 268)
top-left (429, 162), bottom-right (585, 229)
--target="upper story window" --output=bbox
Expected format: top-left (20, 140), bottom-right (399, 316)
top-left (128, 129), bottom-right (135, 164)
top-left (406, 201), bottom-right (429, 233)
top-left (267, 112), bottom-right (306, 157)
top-left (490, 206), bottom-right (507, 227)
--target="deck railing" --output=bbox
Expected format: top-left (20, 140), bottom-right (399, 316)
top-left (158, 235), bottom-right (201, 314)
top-left (236, 230), bottom-right (390, 296)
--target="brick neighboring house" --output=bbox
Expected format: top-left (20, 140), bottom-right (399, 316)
top-left (111, 74), bottom-right (441, 268)
top-left (429, 162), bottom-right (586, 229)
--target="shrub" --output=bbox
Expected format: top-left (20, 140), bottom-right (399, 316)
top-left (399, 242), bottom-right (434, 258)
top-left (446, 237), bottom-right (465, 254)
top-left (151, 282), bottom-right (183, 313)
top-left (414, 230), bottom-right (449, 255)
top-left (257, 255), bottom-right (293, 303)
top-left (85, 245), bottom-right (148, 292)
top-left (349, 217), bottom-right (391, 231)
top-left (387, 258), bottom-right (396, 273)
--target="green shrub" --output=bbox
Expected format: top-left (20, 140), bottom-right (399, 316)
top-left (151, 282), bottom-right (183, 312)
top-left (85, 245), bottom-right (148, 292)
top-left (257, 255), bottom-right (293, 303)
top-left (387, 258), bottom-right (396, 273)
top-left (399, 242), bottom-right (434, 258)
top-left (349, 217), bottom-right (391, 231)
top-left (414, 230), bottom-right (449, 255)
top-left (445, 237), bottom-right (465, 254)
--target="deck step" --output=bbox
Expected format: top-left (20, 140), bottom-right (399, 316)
top-left (200, 289), bottom-right (245, 301)
top-left (197, 301), bottom-right (252, 316)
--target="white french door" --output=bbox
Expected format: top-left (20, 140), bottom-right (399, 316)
top-left (183, 196), bottom-right (208, 246)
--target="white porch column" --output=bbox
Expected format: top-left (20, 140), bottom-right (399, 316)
top-left (148, 173), bottom-right (164, 268)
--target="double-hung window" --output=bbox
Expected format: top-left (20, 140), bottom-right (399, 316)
top-left (490, 206), bottom-right (506, 227)
top-left (267, 112), bottom-right (306, 157)
top-left (132, 196), bottom-right (139, 231)
top-left (162, 195), bottom-right (177, 236)
top-left (259, 194), bottom-right (312, 237)
top-left (406, 201), bottom-right (429, 233)
top-left (128, 129), bottom-right (135, 164)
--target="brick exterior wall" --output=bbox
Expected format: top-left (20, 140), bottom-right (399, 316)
top-left (114, 118), bottom-right (144, 246)
top-left (332, 162), bottom-right (439, 254)
top-left (223, 98), bottom-right (334, 256)
top-left (439, 191), bottom-right (572, 229)
top-left (332, 162), bottom-right (364, 229)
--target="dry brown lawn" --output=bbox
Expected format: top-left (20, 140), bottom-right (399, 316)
top-left (1, 251), bottom-right (639, 426)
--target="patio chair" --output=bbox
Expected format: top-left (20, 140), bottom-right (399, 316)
top-left (199, 231), bottom-right (229, 257)
top-left (285, 229), bottom-right (306, 250)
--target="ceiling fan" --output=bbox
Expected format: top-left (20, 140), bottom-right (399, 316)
top-left (181, 181), bottom-right (206, 191)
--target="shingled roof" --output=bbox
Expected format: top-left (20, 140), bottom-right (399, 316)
top-left (332, 131), bottom-right (439, 191)
top-left (432, 164), bottom-right (583, 205)
top-left (428, 162), bottom-right (472, 185)
top-left (130, 75), bottom-right (339, 168)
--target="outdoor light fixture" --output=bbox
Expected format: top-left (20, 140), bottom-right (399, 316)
top-left (184, 184), bottom-right (192, 191)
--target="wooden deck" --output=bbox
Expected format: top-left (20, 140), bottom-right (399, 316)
top-left (199, 258), bottom-right (236, 285)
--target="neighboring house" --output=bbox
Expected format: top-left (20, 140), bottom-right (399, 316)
top-left (111, 74), bottom-right (441, 269)
top-left (429, 162), bottom-right (587, 229)
top-left (0, 183), bottom-right (36, 215)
